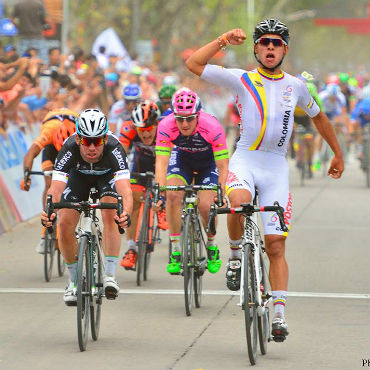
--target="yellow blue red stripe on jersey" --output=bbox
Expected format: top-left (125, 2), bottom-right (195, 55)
top-left (257, 67), bottom-right (284, 81)
top-left (240, 71), bottom-right (268, 150)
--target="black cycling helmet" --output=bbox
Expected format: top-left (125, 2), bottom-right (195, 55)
top-left (253, 19), bottom-right (290, 45)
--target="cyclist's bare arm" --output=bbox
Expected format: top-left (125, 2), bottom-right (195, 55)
top-left (311, 111), bottom-right (344, 178)
top-left (23, 143), bottom-right (42, 172)
top-left (154, 154), bottom-right (170, 210)
top-left (215, 157), bottom-right (229, 194)
top-left (155, 154), bottom-right (170, 187)
top-left (186, 28), bottom-right (247, 76)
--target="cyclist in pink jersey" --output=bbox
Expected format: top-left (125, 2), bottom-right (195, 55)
top-left (155, 87), bottom-right (229, 274)
top-left (186, 19), bottom-right (344, 341)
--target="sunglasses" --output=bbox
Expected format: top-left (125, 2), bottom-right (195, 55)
top-left (79, 136), bottom-right (106, 146)
top-left (257, 37), bottom-right (286, 47)
top-left (174, 114), bottom-right (197, 123)
top-left (137, 125), bottom-right (155, 132)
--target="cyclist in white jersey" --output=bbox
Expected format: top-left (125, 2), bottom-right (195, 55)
top-left (186, 19), bottom-right (344, 341)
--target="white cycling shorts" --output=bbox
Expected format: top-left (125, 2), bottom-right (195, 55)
top-left (226, 149), bottom-right (292, 236)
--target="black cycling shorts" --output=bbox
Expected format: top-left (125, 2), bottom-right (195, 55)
top-left (61, 169), bottom-right (118, 202)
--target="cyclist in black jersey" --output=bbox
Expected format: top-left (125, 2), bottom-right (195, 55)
top-left (41, 108), bottom-right (133, 305)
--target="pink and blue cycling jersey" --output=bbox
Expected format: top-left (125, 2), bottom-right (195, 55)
top-left (155, 111), bottom-right (228, 161)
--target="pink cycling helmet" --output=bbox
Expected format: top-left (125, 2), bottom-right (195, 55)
top-left (171, 87), bottom-right (201, 115)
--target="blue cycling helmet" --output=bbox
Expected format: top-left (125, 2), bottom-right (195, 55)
top-left (122, 83), bottom-right (142, 100)
top-left (326, 84), bottom-right (340, 96)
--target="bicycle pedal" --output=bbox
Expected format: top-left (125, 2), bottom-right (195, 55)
top-left (64, 301), bottom-right (77, 307)
top-left (272, 334), bottom-right (286, 343)
top-left (105, 290), bottom-right (118, 300)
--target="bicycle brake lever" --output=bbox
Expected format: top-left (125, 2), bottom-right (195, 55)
top-left (274, 201), bottom-right (288, 232)
top-left (116, 196), bottom-right (125, 234)
top-left (46, 195), bottom-right (54, 234)
top-left (206, 204), bottom-right (217, 235)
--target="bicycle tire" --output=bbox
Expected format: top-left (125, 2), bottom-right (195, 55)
top-left (182, 214), bottom-right (194, 316)
top-left (257, 251), bottom-right (270, 355)
top-left (90, 238), bottom-right (103, 341)
top-left (144, 209), bottom-right (157, 281)
top-left (57, 248), bottom-right (65, 276)
top-left (243, 242), bottom-right (258, 365)
top-left (194, 218), bottom-right (204, 308)
top-left (136, 196), bottom-right (150, 286)
top-left (77, 235), bottom-right (91, 352)
top-left (44, 226), bottom-right (56, 282)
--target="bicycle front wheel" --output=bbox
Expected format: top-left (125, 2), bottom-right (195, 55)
top-left (194, 219), bottom-right (205, 308)
top-left (243, 243), bottom-right (258, 365)
top-left (257, 251), bottom-right (270, 355)
top-left (44, 226), bottom-right (56, 282)
top-left (136, 197), bottom-right (150, 286)
top-left (182, 214), bottom-right (195, 316)
top-left (77, 235), bottom-right (91, 352)
top-left (90, 237), bottom-right (103, 341)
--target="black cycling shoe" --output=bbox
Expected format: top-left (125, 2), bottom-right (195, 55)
top-left (226, 258), bottom-right (241, 291)
top-left (272, 315), bottom-right (289, 342)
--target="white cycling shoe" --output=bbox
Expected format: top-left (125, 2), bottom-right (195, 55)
top-left (103, 274), bottom-right (119, 300)
top-left (63, 281), bottom-right (77, 306)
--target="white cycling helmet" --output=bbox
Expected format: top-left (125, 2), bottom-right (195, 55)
top-left (77, 108), bottom-right (108, 137)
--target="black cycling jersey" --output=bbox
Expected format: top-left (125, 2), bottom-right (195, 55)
top-left (53, 132), bottom-right (130, 181)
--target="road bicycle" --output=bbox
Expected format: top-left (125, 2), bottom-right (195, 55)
top-left (295, 126), bottom-right (314, 186)
top-left (46, 191), bottom-right (124, 351)
top-left (130, 172), bottom-right (162, 286)
top-left (154, 183), bottom-right (223, 316)
top-left (361, 123), bottom-right (370, 187)
top-left (208, 195), bottom-right (287, 365)
top-left (24, 169), bottom-right (65, 282)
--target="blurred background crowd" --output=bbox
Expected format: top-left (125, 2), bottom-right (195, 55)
top-left (0, 0), bottom-right (369, 140)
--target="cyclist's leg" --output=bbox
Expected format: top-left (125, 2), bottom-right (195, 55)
top-left (196, 165), bottom-right (222, 273)
top-left (121, 184), bottom-right (143, 269)
top-left (35, 145), bottom-right (58, 254)
top-left (257, 155), bottom-right (291, 339)
top-left (165, 149), bottom-right (193, 273)
top-left (225, 150), bottom-right (254, 290)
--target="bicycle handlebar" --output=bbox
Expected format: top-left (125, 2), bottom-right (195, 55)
top-left (206, 201), bottom-right (288, 235)
top-left (152, 183), bottom-right (224, 207)
top-left (45, 195), bottom-right (127, 234)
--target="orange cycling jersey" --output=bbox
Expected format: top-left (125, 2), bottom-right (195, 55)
top-left (33, 109), bottom-right (78, 150)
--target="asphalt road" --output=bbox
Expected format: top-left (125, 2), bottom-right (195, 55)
top-left (0, 157), bottom-right (369, 370)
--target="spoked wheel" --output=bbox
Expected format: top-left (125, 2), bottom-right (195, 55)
top-left (182, 215), bottom-right (194, 316)
top-left (57, 245), bottom-right (65, 277)
top-left (243, 243), bottom-right (258, 365)
top-left (194, 221), bottom-right (205, 309)
top-left (136, 200), bottom-right (149, 286)
top-left (77, 236), bottom-right (91, 352)
top-left (44, 226), bottom-right (56, 282)
top-left (144, 210), bottom-right (158, 281)
top-left (91, 239), bottom-right (103, 341)
top-left (257, 252), bottom-right (270, 355)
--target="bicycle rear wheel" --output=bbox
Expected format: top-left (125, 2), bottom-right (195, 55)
top-left (243, 242), bottom-right (258, 365)
top-left (77, 235), bottom-right (91, 351)
top-left (44, 226), bottom-right (56, 282)
top-left (136, 198), bottom-right (150, 286)
top-left (57, 247), bottom-right (65, 277)
top-left (257, 251), bottom-right (270, 355)
top-left (91, 236), bottom-right (103, 341)
top-left (182, 215), bottom-right (194, 316)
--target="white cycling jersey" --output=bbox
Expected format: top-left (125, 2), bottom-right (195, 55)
top-left (201, 65), bottom-right (320, 156)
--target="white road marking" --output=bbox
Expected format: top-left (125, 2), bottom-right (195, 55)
top-left (0, 288), bottom-right (368, 299)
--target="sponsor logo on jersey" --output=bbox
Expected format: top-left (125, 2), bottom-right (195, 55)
top-left (213, 133), bottom-right (221, 141)
top-left (255, 81), bottom-right (263, 87)
top-left (159, 131), bottom-right (170, 138)
top-left (227, 171), bottom-right (239, 183)
top-left (277, 110), bottom-right (291, 147)
top-left (54, 151), bottom-right (72, 171)
top-left (284, 192), bottom-right (292, 227)
top-left (112, 147), bottom-right (127, 170)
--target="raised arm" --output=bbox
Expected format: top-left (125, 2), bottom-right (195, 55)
top-left (185, 29), bottom-right (247, 76)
